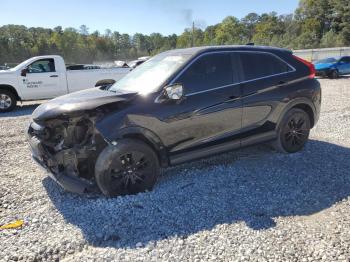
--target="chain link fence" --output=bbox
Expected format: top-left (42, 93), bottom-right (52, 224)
top-left (293, 47), bottom-right (350, 62)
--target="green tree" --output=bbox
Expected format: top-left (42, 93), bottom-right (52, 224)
top-left (252, 12), bottom-right (285, 46)
top-left (1, 0), bottom-right (349, 65)
top-left (241, 13), bottom-right (260, 42)
top-left (214, 16), bottom-right (243, 45)
top-left (330, 0), bottom-right (350, 45)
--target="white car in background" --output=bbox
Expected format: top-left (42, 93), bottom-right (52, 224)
top-left (0, 55), bottom-right (130, 112)
top-left (128, 56), bottom-right (151, 69)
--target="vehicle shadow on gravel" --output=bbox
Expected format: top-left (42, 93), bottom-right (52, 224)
top-left (43, 139), bottom-right (350, 248)
top-left (0, 103), bottom-right (40, 118)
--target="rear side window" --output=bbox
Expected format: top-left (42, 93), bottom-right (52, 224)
top-left (240, 53), bottom-right (292, 81)
top-left (177, 53), bottom-right (233, 94)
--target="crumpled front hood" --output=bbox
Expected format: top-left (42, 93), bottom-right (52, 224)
top-left (314, 63), bottom-right (335, 70)
top-left (32, 88), bottom-right (137, 121)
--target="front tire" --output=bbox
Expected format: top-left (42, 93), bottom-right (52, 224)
top-left (274, 108), bottom-right (311, 153)
top-left (95, 139), bottom-right (160, 197)
top-left (0, 90), bottom-right (17, 113)
top-left (329, 69), bottom-right (339, 79)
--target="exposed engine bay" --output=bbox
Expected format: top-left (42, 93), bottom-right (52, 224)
top-left (26, 87), bottom-right (140, 194)
top-left (28, 114), bottom-right (107, 191)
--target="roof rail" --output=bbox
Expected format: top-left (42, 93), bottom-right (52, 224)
top-left (246, 42), bottom-right (255, 46)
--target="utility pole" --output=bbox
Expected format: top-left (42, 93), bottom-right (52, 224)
top-left (191, 21), bottom-right (195, 47)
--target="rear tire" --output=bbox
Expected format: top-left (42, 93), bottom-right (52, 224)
top-left (95, 139), bottom-right (160, 197)
top-left (0, 90), bottom-right (17, 113)
top-left (273, 108), bottom-right (311, 153)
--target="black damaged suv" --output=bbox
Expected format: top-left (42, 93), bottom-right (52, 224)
top-left (28, 46), bottom-right (321, 197)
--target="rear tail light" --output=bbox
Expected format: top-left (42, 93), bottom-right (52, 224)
top-left (293, 55), bottom-right (316, 79)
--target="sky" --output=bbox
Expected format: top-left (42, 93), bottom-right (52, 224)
top-left (1, 0), bottom-right (300, 35)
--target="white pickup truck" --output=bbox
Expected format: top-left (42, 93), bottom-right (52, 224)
top-left (0, 55), bottom-right (130, 112)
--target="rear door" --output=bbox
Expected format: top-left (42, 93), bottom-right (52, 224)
top-left (154, 52), bottom-right (243, 156)
top-left (238, 52), bottom-right (295, 136)
top-left (19, 58), bottom-right (66, 99)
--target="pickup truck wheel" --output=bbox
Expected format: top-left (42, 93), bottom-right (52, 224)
top-left (95, 139), bottom-right (160, 197)
top-left (0, 90), bottom-right (17, 113)
top-left (273, 108), bottom-right (311, 153)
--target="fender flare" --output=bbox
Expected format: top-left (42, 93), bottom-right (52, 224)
top-left (277, 98), bottom-right (316, 129)
top-left (98, 125), bottom-right (169, 167)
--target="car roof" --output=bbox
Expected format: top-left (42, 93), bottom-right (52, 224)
top-left (316, 56), bottom-right (348, 61)
top-left (162, 45), bottom-right (292, 57)
top-left (31, 55), bottom-right (62, 60)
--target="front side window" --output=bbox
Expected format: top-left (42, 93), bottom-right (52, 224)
top-left (27, 59), bottom-right (55, 73)
top-left (240, 53), bottom-right (292, 81)
top-left (177, 53), bottom-right (233, 94)
top-left (340, 57), bottom-right (350, 63)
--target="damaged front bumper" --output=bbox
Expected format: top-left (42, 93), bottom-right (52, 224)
top-left (315, 69), bottom-right (330, 77)
top-left (27, 121), bottom-right (100, 194)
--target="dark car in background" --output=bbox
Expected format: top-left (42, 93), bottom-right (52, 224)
top-left (66, 64), bottom-right (101, 70)
top-left (27, 45), bottom-right (321, 197)
top-left (314, 56), bottom-right (350, 78)
top-left (0, 65), bottom-right (9, 70)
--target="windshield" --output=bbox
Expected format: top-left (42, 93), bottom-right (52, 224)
top-left (109, 52), bottom-right (191, 95)
top-left (315, 57), bottom-right (338, 64)
top-left (9, 59), bottom-right (31, 71)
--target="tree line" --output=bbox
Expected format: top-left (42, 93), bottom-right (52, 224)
top-left (0, 0), bottom-right (349, 64)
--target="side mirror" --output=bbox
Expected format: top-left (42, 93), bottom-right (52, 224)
top-left (165, 84), bottom-right (184, 100)
top-left (21, 68), bottom-right (27, 77)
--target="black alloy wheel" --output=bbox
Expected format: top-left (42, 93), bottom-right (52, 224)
top-left (274, 108), bottom-right (311, 153)
top-left (95, 139), bottom-right (159, 197)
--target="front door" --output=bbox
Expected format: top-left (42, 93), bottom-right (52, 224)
top-left (337, 57), bottom-right (350, 75)
top-left (154, 52), bottom-right (243, 157)
top-left (19, 58), bottom-right (64, 100)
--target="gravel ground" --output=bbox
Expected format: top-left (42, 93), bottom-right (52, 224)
top-left (1, 77), bottom-right (350, 262)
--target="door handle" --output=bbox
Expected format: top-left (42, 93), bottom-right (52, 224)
top-left (229, 95), bottom-right (239, 100)
top-left (225, 95), bottom-right (240, 103)
top-left (50, 75), bottom-right (58, 78)
top-left (277, 80), bottom-right (286, 86)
